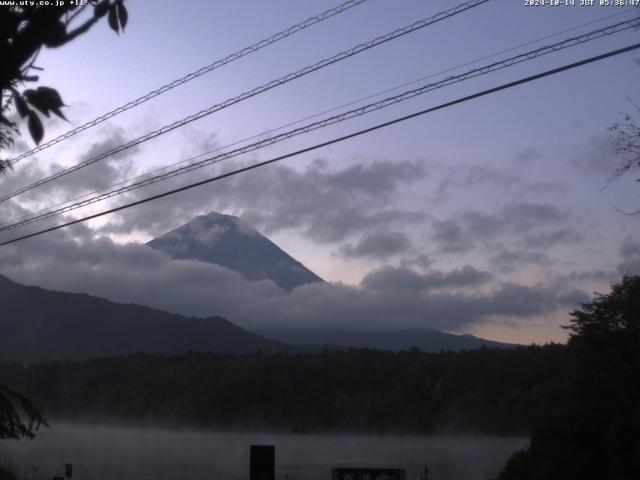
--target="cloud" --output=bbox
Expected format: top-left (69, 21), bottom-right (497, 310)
top-left (617, 236), bottom-right (640, 275)
top-left (434, 163), bottom-right (565, 200)
top-left (339, 231), bottom-right (411, 259)
top-left (0, 127), bottom-right (135, 216)
top-left (361, 265), bottom-right (493, 293)
top-left (102, 158), bottom-right (428, 242)
top-left (462, 202), bottom-right (568, 238)
top-left (490, 249), bottom-right (552, 272)
top-left (569, 134), bottom-right (619, 175)
top-left (513, 148), bottom-right (543, 165)
top-left (430, 201), bottom-right (571, 253)
top-left (0, 229), bottom-right (587, 333)
top-left (524, 227), bottom-right (584, 249)
top-left (431, 219), bottom-right (472, 253)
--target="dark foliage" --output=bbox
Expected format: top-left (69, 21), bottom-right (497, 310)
top-left (499, 275), bottom-right (640, 480)
top-left (0, 1), bottom-right (129, 439)
top-left (0, 383), bottom-right (47, 439)
top-left (0, 345), bottom-right (569, 434)
top-left (0, 0), bottom-right (128, 171)
top-left (609, 103), bottom-right (640, 195)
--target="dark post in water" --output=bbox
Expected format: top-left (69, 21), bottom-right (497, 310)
top-left (250, 445), bottom-right (275, 480)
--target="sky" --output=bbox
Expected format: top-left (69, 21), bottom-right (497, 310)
top-left (0, 0), bottom-right (639, 344)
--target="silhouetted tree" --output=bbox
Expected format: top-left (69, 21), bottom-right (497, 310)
top-left (0, 0), bottom-right (129, 438)
top-left (609, 102), bottom-right (640, 209)
top-left (0, 0), bottom-right (128, 173)
top-left (0, 383), bottom-right (47, 439)
top-left (499, 275), bottom-right (640, 480)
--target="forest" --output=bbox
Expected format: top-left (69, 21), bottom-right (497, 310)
top-left (0, 345), bottom-right (569, 434)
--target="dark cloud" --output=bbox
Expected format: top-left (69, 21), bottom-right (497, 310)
top-left (498, 202), bottom-right (568, 231)
top-left (339, 231), bottom-right (411, 259)
top-left (0, 127), bottom-right (135, 215)
top-left (431, 219), bottom-right (472, 253)
top-left (524, 227), bottom-right (584, 249)
top-left (102, 158), bottom-right (428, 242)
top-left (463, 202), bottom-right (568, 238)
top-left (46, 129), bottom-right (135, 196)
top-left (434, 163), bottom-right (565, 200)
top-left (361, 265), bottom-right (493, 293)
top-left (490, 249), bottom-right (552, 272)
top-left (617, 237), bottom-right (640, 275)
top-left (621, 236), bottom-right (640, 259)
top-left (399, 253), bottom-right (433, 271)
top-left (569, 134), bottom-right (619, 175)
top-left (435, 165), bottom-right (518, 198)
top-left (431, 201), bottom-right (571, 253)
top-left (0, 230), bottom-right (585, 333)
top-left (513, 148), bottom-right (543, 165)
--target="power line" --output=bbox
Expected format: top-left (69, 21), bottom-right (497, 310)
top-left (7, 5), bottom-right (634, 226)
top-left (6, 0), bottom-right (371, 166)
top-left (4, 16), bottom-right (638, 232)
top-left (8, 7), bottom-right (635, 227)
top-left (2, 41), bottom-right (638, 247)
top-left (112, 8), bottom-right (640, 180)
top-left (0, 0), bottom-right (491, 205)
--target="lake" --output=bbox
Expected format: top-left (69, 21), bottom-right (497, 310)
top-left (0, 423), bottom-right (527, 480)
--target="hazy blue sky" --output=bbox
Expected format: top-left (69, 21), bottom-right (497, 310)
top-left (1, 0), bottom-right (639, 344)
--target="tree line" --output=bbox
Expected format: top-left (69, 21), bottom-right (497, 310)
top-left (0, 344), bottom-right (569, 435)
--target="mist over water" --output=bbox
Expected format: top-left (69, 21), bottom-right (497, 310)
top-left (0, 423), bottom-right (527, 480)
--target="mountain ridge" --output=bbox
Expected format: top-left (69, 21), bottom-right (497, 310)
top-left (257, 327), bottom-right (515, 351)
top-left (0, 274), bottom-right (289, 362)
top-left (147, 212), bottom-right (323, 291)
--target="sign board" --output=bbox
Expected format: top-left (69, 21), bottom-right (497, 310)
top-left (332, 468), bottom-right (406, 480)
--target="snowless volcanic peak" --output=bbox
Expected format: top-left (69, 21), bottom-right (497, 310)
top-left (147, 212), bottom-right (323, 291)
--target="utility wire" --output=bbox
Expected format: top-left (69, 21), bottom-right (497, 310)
top-left (1, 42), bottom-right (638, 247)
top-left (6, 6), bottom-right (635, 228)
top-left (6, 0), bottom-right (371, 165)
top-left (3, 16), bottom-right (638, 232)
top-left (0, 0), bottom-right (490, 205)
top-left (16, 6), bottom-right (634, 227)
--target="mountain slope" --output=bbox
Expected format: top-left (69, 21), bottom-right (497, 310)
top-left (0, 275), bottom-right (289, 362)
top-left (257, 328), bottom-right (515, 352)
top-left (147, 212), bottom-right (323, 291)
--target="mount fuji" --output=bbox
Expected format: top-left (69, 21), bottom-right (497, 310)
top-left (147, 212), bottom-right (323, 291)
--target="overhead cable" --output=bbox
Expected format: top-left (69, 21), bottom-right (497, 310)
top-left (3, 16), bottom-right (638, 231)
top-left (1, 41), bottom-right (638, 246)
top-left (6, 0), bottom-right (371, 165)
top-left (0, 0), bottom-right (491, 204)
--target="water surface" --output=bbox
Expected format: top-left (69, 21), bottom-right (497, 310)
top-left (0, 423), bottom-right (527, 480)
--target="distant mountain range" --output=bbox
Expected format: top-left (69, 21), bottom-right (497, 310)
top-left (0, 273), bottom-right (513, 363)
top-left (0, 212), bottom-right (516, 362)
top-left (257, 328), bottom-right (513, 351)
top-left (0, 275), bottom-right (288, 362)
top-left (147, 212), bottom-right (323, 291)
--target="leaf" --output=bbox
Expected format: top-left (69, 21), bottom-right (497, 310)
top-left (108, 5), bottom-right (119, 33)
top-left (34, 86), bottom-right (67, 120)
top-left (23, 89), bottom-right (50, 117)
top-left (14, 95), bottom-right (30, 118)
top-left (36, 86), bottom-right (64, 108)
top-left (42, 20), bottom-right (67, 47)
top-left (27, 111), bottom-right (44, 145)
top-left (50, 106), bottom-right (68, 122)
top-left (94, 0), bottom-right (110, 18)
top-left (116, 0), bottom-right (128, 30)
